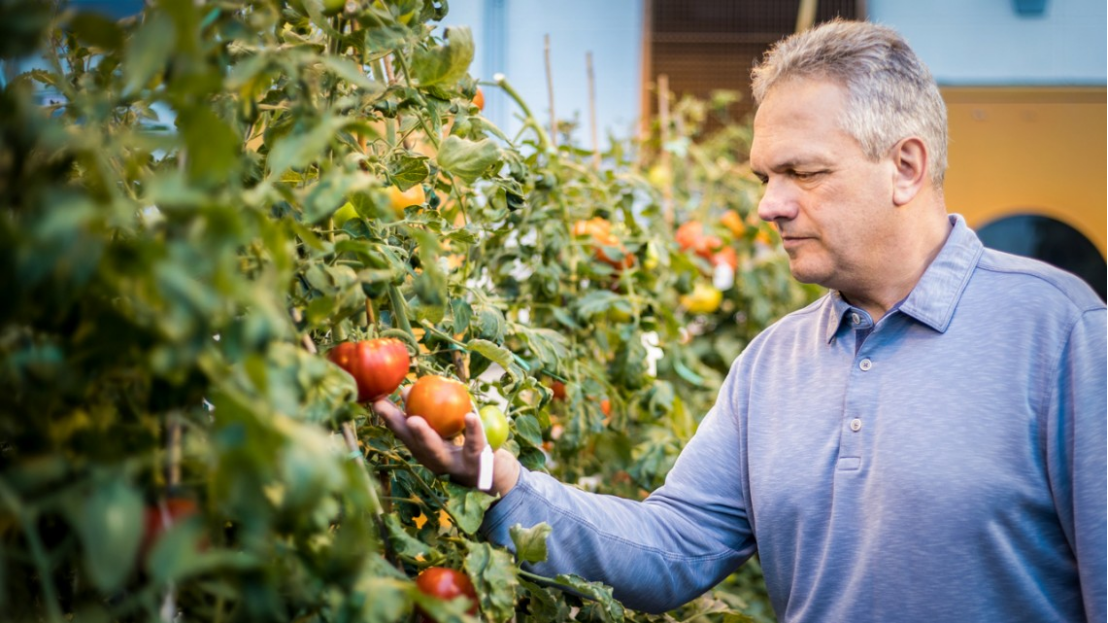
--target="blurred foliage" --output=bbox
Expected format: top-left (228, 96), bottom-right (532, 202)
top-left (0, 0), bottom-right (817, 621)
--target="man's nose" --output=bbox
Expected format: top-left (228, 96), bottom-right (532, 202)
top-left (756, 178), bottom-right (798, 223)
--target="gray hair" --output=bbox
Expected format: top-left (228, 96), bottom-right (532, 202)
top-left (751, 20), bottom-right (948, 186)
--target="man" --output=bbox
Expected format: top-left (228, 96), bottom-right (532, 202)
top-left (375, 19), bottom-right (1107, 622)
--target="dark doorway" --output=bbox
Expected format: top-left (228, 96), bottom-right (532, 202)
top-left (976, 214), bottom-right (1106, 301)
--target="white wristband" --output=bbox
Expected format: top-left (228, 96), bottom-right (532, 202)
top-left (477, 444), bottom-right (494, 492)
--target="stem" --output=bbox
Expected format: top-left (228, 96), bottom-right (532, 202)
top-left (495, 74), bottom-right (552, 152)
top-left (544, 34), bottom-right (557, 148)
top-left (587, 51), bottom-right (600, 169)
top-left (387, 283), bottom-right (415, 339)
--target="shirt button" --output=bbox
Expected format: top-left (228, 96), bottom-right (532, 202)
top-left (850, 418), bottom-right (863, 432)
top-left (850, 312), bottom-right (861, 325)
top-left (859, 358), bottom-right (873, 371)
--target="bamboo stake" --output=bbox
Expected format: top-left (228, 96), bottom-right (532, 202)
top-left (657, 74), bottom-right (674, 226)
top-left (587, 51), bottom-right (600, 170)
top-left (544, 34), bottom-right (557, 148)
top-left (796, 0), bottom-right (818, 32)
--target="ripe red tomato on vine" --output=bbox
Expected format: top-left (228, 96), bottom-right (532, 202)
top-left (327, 338), bottom-right (411, 403)
top-left (415, 567), bottom-right (478, 616)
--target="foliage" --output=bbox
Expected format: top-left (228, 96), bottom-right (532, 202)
top-left (0, 0), bottom-right (817, 621)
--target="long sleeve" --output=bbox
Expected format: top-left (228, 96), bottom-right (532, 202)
top-left (1045, 307), bottom-right (1107, 622)
top-left (479, 374), bottom-right (757, 614)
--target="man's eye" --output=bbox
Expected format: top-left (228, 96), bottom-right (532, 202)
top-left (754, 173), bottom-right (768, 185)
top-left (792, 171), bottom-right (823, 180)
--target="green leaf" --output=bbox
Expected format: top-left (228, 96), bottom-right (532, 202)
top-left (319, 56), bottom-right (381, 93)
top-left (519, 578), bottom-right (572, 623)
top-left (513, 414), bottom-right (543, 448)
top-left (553, 574), bottom-right (626, 622)
top-left (509, 523), bottom-right (551, 565)
top-left (450, 298), bottom-right (472, 335)
top-left (123, 11), bottom-right (176, 95)
top-left (179, 106), bottom-right (240, 187)
top-left (443, 482), bottom-right (495, 535)
top-left (436, 135), bottom-right (500, 184)
top-left (76, 479), bottom-right (144, 593)
top-left (266, 115), bottom-right (345, 179)
top-left (411, 26), bottom-right (474, 87)
top-left (465, 542), bottom-right (519, 623)
top-left (468, 339), bottom-right (519, 382)
top-left (382, 513), bottom-right (430, 560)
top-left (387, 152), bottom-right (430, 191)
top-left (69, 12), bottom-right (123, 51)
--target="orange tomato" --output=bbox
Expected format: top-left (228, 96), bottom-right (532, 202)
top-left (720, 210), bottom-right (746, 238)
top-left (472, 87), bottom-right (485, 111)
top-left (387, 184), bottom-right (426, 214)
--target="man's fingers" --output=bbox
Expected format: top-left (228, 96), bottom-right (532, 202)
top-left (462, 412), bottom-right (485, 458)
top-left (372, 398), bottom-right (413, 445)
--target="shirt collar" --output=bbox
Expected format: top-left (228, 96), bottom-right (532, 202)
top-left (823, 214), bottom-right (984, 343)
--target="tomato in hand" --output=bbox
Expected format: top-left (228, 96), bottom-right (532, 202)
top-left (327, 338), bottom-right (411, 403)
top-left (478, 405), bottom-right (509, 450)
top-left (405, 375), bottom-right (472, 438)
top-left (415, 567), bottom-right (478, 615)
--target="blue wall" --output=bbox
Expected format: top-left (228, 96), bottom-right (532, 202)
top-left (868, 0), bottom-right (1107, 85)
top-left (442, 0), bottom-right (643, 147)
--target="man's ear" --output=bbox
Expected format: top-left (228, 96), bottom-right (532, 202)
top-left (890, 137), bottom-right (928, 206)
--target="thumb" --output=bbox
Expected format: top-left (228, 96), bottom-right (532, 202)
top-left (462, 411), bottom-right (486, 459)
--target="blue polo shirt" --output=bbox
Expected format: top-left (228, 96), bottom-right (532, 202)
top-left (481, 215), bottom-right (1107, 622)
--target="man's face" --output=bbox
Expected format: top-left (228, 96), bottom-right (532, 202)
top-left (750, 78), bottom-right (898, 295)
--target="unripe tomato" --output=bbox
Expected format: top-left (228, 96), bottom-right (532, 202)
top-left (322, 0), bottom-right (345, 15)
top-left (387, 184), bottom-right (426, 214)
top-left (406, 375), bottom-right (472, 438)
top-left (472, 87), bottom-right (485, 111)
top-left (327, 338), bottom-right (411, 403)
top-left (415, 567), bottom-right (478, 615)
top-left (478, 405), bottom-right (509, 450)
top-left (333, 201), bottom-right (358, 228)
top-left (680, 283), bottom-right (723, 314)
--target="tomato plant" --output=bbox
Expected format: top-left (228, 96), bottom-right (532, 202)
top-left (0, 1), bottom-right (818, 621)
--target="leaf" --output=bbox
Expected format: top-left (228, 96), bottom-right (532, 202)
top-left (387, 152), bottom-right (430, 191)
top-left (449, 298), bottom-right (472, 335)
top-left (512, 325), bottom-right (570, 371)
top-left (318, 56), bottom-right (381, 93)
top-left (382, 513), bottom-right (430, 560)
top-left (574, 290), bottom-right (621, 320)
top-left (123, 11), bottom-right (176, 95)
top-left (513, 414), bottom-right (543, 449)
top-left (553, 574), bottom-right (626, 622)
top-left (465, 542), bottom-right (519, 623)
top-left (69, 12), bottom-right (123, 51)
top-left (266, 115), bottom-right (345, 179)
top-left (178, 107), bottom-right (241, 187)
top-left (443, 482), bottom-right (495, 535)
top-left (468, 339), bottom-right (519, 382)
top-left (76, 479), bottom-right (144, 593)
top-left (436, 135), bottom-right (500, 184)
top-left (411, 26), bottom-right (474, 87)
top-left (509, 523), bottom-right (551, 564)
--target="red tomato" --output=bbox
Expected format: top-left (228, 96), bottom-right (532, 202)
top-left (711, 246), bottom-right (739, 271)
top-left (415, 567), bottom-right (478, 615)
top-left (550, 380), bottom-right (567, 401)
top-left (600, 398), bottom-right (611, 417)
top-left (140, 497), bottom-right (199, 563)
top-left (405, 375), bottom-right (472, 438)
top-left (472, 87), bottom-right (485, 111)
top-left (675, 220), bottom-right (723, 259)
top-left (327, 338), bottom-right (411, 403)
top-left (572, 217), bottom-right (633, 269)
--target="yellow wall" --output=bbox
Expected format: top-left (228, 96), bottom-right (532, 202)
top-left (941, 87), bottom-right (1106, 256)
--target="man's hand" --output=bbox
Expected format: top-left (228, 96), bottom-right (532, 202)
top-left (372, 388), bottom-right (520, 496)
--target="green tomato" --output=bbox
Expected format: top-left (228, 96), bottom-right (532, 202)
top-left (478, 405), bottom-right (509, 450)
top-left (322, 0), bottom-right (346, 16)
top-left (333, 201), bottom-right (358, 228)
